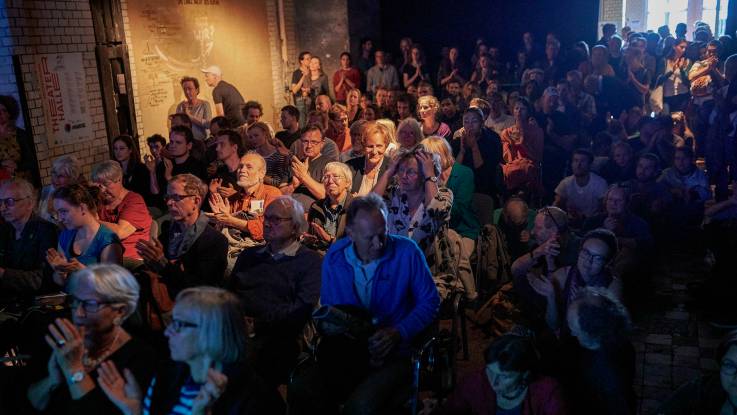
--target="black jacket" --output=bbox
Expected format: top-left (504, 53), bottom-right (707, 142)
top-left (0, 215), bottom-right (58, 297)
top-left (345, 155), bottom-right (390, 194)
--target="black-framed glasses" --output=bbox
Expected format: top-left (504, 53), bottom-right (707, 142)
top-left (67, 297), bottom-right (113, 313)
top-left (168, 318), bottom-right (199, 333)
top-left (164, 194), bottom-right (196, 203)
top-left (579, 248), bottom-right (607, 264)
top-left (0, 197), bottom-right (28, 207)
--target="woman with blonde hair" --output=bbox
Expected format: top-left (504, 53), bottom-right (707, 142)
top-left (345, 121), bottom-right (392, 196)
top-left (417, 95), bottom-right (452, 140)
top-left (345, 88), bottom-right (363, 124)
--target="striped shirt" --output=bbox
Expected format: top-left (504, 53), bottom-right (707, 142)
top-left (142, 376), bottom-right (201, 415)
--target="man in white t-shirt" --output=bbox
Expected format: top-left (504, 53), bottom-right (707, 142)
top-left (485, 93), bottom-right (514, 136)
top-left (554, 148), bottom-right (608, 225)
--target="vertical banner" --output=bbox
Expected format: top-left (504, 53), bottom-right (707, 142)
top-left (36, 52), bottom-right (94, 147)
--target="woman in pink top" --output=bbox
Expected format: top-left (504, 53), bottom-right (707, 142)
top-left (501, 98), bottom-right (544, 193)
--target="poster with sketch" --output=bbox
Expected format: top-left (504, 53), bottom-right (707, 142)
top-left (36, 52), bottom-right (94, 147)
top-left (126, 0), bottom-right (276, 138)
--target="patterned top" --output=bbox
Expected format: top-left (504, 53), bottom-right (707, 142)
top-left (385, 184), bottom-right (453, 252)
top-left (142, 376), bottom-right (200, 415)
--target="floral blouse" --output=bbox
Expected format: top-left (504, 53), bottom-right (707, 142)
top-left (385, 185), bottom-right (453, 252)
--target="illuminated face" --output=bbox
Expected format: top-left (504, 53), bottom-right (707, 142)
top-left (166, 305), bottom-right (201, 363)
top-left (236, 154), bottom-right (264, 189)
top-left (397, 157), bottom-right (422, 192)
top-left (203, 72), bottom-right (218, 87)
top-left (53, 198), bottom-right (86, 229)
top-left (346, 209), bottom-right (387, 262)
top-left (322, 166), bottom-right (350, 199)
top-left (348, 91), bottom-right (360, 107)
top-left (181, 80), bottom-right (199, 101)
top-left (112, 140), bottom-right (132, 163)
top-left (93, 176), bottom-right (124, 206)
top-left (398, 126), bottom-right (419, 149)
top-left (375, 89), bottom-right (388, 107)
top-left (340, 54), bottom-right (351, 68)
top-left (576, 238), bottom-right (610, 279)
top-left (364, 133), bottom-right (386, 164)
top-left (418, 100), bottom-right (436, 120)
top-left (166, 181), bottom-right (199, 222)
top-left (300, 129), bottom-right (325, 159)
top-left (245, 108), bottom-right (261, 125)
top-left (216, 134), bottom-right (238, 161)
top-left (486, 362), bottom-right (525, 398)
top-left (300, 53), bottom-right (312, 67)
top-left (167, 133), bottom-right (191, 158)
top-left (309, 57), bottom-right (321, 72)
top-left (447, 82), bottom-right (461, 96)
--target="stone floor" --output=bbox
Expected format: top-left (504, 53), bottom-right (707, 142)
top-left (453, 250), bottom-right (727, 415)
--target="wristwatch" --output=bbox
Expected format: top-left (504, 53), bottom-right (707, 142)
top-left (425, 176), bottom-right (438, 183)
top-left (68, 370), bottom-right (85, 384)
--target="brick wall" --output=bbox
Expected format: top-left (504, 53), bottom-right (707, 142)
top-left (0, 0), bottom-right (110, 184)
top-left (599, 0), bottom-right (624, 33)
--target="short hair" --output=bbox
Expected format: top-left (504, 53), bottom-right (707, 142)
top-left (112, 135), bottom-right (142, 165)
top-left (216, 129), bottom-right (242, 148)
top-left (242, 100), bottom-right (263, 116)
top-left (146, 133), bottom-right (166, 147)
top-left (91, 160), bottom-right (124, 183)
top-left (51, 155), bottom-right (82, 182)
top-left (420, 136), bottom-right (453, 171)
top-left (396, 118), bottom-right (422, 146)
top-left (169, 113), bottom-right (192, 129)
top-left (582, 228), bottom-right (619, 262)
top-left (538, 206), bottom-right (568, 232)
top-left (361, 121), bottom-right (390, 147)
top-left (180, 76), bottom-right (200, 90)
top-left (0, 177), bottom-right (36, 204)
top-left (170, 125), bottom-right (194, 144)
top-left (612, 140), bottom-right (633, 155)
top-left (462, 106), bottom-right (485, 122)
top-left (174, 286), bottom-right (247, 364)
top-left (267, 195), bottom-right (307, 234)
top-left (52, 184), bottom-right (97, 212)
top-left (210, 116), bottom-right (230, 130)
top-left (323, 161), bottom-right (354, 184)
top-left (570, 287), bottom-right (631, 346)
top-left (281, 105), bottom-right (300, 119)
top-left (346, 193), bottom-right (388, 226)
top-left (484, 334), bottom-right (539, 372)
top-left (638, 152), bottom-right (661, 169)
top-left (469, 98), bottom-right (491, 119)
top-left (67, 264), bottom-right (140, 320)
top-left (169, 173), bottom-right (207, 201)
top-left (298, 51), bottom-right (311, 61)
top-left (0, 95), bottom-right (20, 121)
top-left (241, 151), bottom-right (266, 173)
top-left (572, 148), bottom-right (595, 164)
top-left (301, 124), bottom-right (324, 139)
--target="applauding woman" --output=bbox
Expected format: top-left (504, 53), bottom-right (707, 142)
top-left (27, 264), bottom-right (155, 413)
top-left (96, 286), bottom-right (285, 415)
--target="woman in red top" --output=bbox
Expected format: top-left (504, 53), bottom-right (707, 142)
top-left (501, 98), bottom-right (544, 193)
top-left (332, 52), bottom-right (361, 104)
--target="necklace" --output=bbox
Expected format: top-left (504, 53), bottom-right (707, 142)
top-left (82, 329), bottom-right (122, 370)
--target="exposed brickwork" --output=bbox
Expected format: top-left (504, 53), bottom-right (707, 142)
top-left (0, 0), bottom-right (109, 184)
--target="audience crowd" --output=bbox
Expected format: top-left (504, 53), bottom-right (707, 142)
top-left (0, 18), bottom-right (736, 415)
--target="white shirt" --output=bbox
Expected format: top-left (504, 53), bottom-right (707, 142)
top-left (554, 173), bottom-right (608, 218)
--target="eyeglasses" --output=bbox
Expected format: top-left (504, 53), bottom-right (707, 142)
top-left (579, 248), bottom-right (607, 264)
top-left (168, 318), bottom-right (199, 333)
top-left (397, 168), bottom-right (419, 178)
top-left (68, 297), bottom-right (113, 313)
top-left (164, 194), bottom-right (196, 202)
top-left (0, 197), bottom-right (28, 207)
top-left (301, 139), bottom-right (324, 147)
top-left (264, 215), bottom-right (292, 224)
top-left (322, 174), bottom-right (345, 183)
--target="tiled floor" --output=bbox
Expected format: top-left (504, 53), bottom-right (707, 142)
top-left (455, 250), bottom-right (727, 415)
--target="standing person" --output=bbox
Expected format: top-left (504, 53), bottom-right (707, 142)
top-left (290, 51), bottom-right (312, 102)
top-left (659, 39), bottom-right (692, 112)
top-left (333, 52), bottom-right (361, 104)
top-left (418, 95), bottom-right (452, 140)
top-left (357, 37), bottom-right (374, 74)
top-left (308, 56), bottom-right (330, 100)
top-left (452, 107), bottom-right (503, 224)
top-left (0, 95), bottom-right (37, 183)
top-left (366, 50), bottom-right (400, 98)
top-left (111, 135), bottom-right (150, 200)
top-left (175, 76), bottom-right (211, 141)
top-left (201, 65), bottom-right (245, 128)
top-left (438, 46), bottom-right (466, 88)
top-left (402, 46), bottom-right (430, 89)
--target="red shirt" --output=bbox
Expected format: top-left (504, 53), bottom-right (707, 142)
top-left (98, 191), bottom-right (152, 260)
top-left (332, 67), bottom-right (361, 102)
top-left (231, 184), bottom-right (282, 241)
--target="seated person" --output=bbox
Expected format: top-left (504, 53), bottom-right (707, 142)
top-left (582, 184), bottom-right (652, 279)
top-left (91, 161), bottom-right (152, 267)
top-left (245, 122), bottom-right (291, 189)
top-left (229, 196), bottom-right (322, 387)
top-left (288, 194), bottom-right (439, 415)
top-left (305, 162), bottom-right (354, 251)
top-left (27, 265), bottom-right (155, 414)
top-left (598, 141), bottom-right (637, 184)
top-left (143, 133), bottom-right (168, 213)
top-left (345, 121), bottom-right (391, 196)
top-left (510, 207), bottom-right (582, 279)
top-left (157, 126), bottom-right (208, 187)
top-left (658, 329), bottom-right (737, 414)
top-left (658, 145), bottom-right (710, 207)
top-left (554, 149), bottom-right (608, 226)
top-left (0, 178), bottom-right (58, 297)
top-left (372, 146), bottom-right (454, 289)
top-left (47, 185), bottom-right (123, 287)
top-left (39, 155), bottom-right (84, 225)
top-left (112, 135), bottom-right (150, 200)
top-left (494, 196), bottom-right (536, 260)
top-left (98, 287), bottom-right (285, 414)
top-left (623, 153), bottom-right (673, 229)
top-left (135, 174), bottom-right (228, 299)
top-left (208, 129), bottom-right (243, 202)
top-left (341, 119), bottom-right (367, 162)
top-left (442, 334), bottom-right (568, 415)
top-left (565, 287), bottom-right (635, 414)
top-left (501, 98), bottom-right (544, 193)
top-left (526, 229), bottom-right (623, 333)
top-left (289, 113), bottom-right (340, 161)
top-left (207, 153), bottom-right (281, 270)
top-left (276, 105), bottom-right (302, 149)
top-left (286, 125), bottom-right (332, 210)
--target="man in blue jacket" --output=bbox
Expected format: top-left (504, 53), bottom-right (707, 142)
top-left (289, 193), bottom-right (440, 415)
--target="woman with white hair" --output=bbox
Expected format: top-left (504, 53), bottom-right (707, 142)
top-left (39, 155), bottom-right (84, 225)
top-left (305, 161), bottom-right (354, 250)
top-left (27, 264), bottom-right (155, 413)
top-left (97, 286), bottom-right (286, 414)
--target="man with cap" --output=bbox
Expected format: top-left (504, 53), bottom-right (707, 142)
top-left (202, 65), bottom-right (246, 128)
